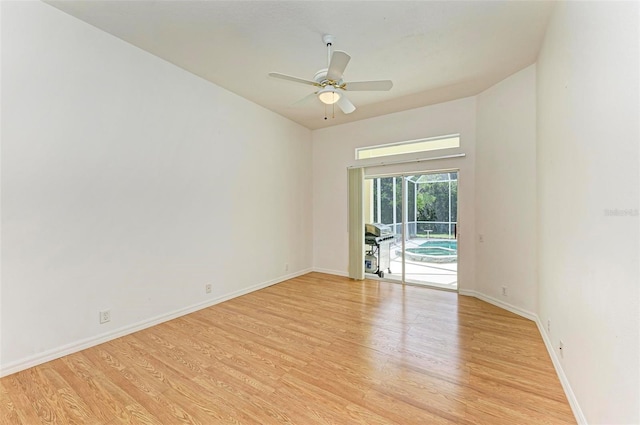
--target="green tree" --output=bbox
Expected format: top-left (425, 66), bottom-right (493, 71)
top-left (374, 173), bottom-right (457, 236)
top-left (378, 177), bottom-right (401, 224)
top-left (416, 177), bottom-right (457, 224)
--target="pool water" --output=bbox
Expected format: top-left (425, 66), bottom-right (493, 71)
top-left (402, 240), bottom-right (458, 263)
top-left (418, 240), bottom-right (457, 253)
top-left (408, 247), bottom-right (456, 256)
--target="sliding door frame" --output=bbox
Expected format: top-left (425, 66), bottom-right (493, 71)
top-left (364, 168), bottom-right (460, 291)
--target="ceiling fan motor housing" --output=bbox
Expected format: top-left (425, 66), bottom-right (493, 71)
top-left (313, 69), bottom-right (342, 87)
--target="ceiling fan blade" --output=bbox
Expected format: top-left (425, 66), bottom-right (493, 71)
top-left (291, 92), bottom-right (318, 107)
top-left (269, 72), bottom-right (318, 86)
top-left (326, 51), bottom-right (351, 81)
top-left (345, 80), bottom-right (393, 91)
top-left (337, 94), bottom-right (356, 114)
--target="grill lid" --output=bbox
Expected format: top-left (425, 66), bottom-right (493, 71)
top-left (365, 223), bottom-right (392, 237)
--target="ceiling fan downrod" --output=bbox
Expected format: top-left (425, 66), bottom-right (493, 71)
top-left (323, 34), bottom-right (335, 68)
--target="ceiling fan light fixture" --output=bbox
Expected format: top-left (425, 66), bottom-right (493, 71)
top-left (317, 86), bottom-right (341, 105)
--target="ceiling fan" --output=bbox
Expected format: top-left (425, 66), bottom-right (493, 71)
top-left (269, 34), bottom-right (393, 115)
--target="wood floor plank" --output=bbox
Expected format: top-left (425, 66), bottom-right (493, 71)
top-left (276, 371), bottom-right (393, 425)
top-left (191, 368), bottom-right (294, 424)
top-left (38, 366), bottom-right (101, 425)
top-left (0, 377), bottom-right (44, 425)
top-left (59, 353), bottom-right (164, 425)
top-left (81, 345), bottom-right (203, 425)
top-left (48, 356), bottom-right (116, 424)
top-left (360, 386), bottom-right (458, 425)
top-left (0, 273), bottom-right (576, 424)
top-left (12, 367), bottom-right (67, 424)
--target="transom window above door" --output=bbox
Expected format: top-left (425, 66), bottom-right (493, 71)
top-left (356, 134), bottom-right (460, 160)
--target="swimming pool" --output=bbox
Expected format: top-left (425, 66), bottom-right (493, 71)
top-left (404, 240), bottom-right (458, 263)
top-left (419, 240), bottom-right (457, 251)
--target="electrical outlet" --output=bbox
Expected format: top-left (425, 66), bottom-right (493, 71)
top-left (285, 263), bottom-right (289, 272)
top-left (99, 310), bottom-right (111, 324)
top-left (559, 340), bottom-right (564, 358)
top-left (205, 284), bottom-right (212, 294)
top-left (501, 286), bottom-right (507, 297)
top-left (547, 319), bottom-right (551, 333)
top-left (478, 234), bottom-right (484, 243)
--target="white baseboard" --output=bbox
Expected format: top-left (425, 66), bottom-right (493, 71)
top-left (0, 267), bottom-right (587, 425)
top-left (0, 268), bottom-right (312, 378)
top-left (456, 288), bottom-right (586, 424)
top-left (312, 267), bottom-right (348, 277)
top-left (280, 268), bottom-right (313, 281)
top-left (534, 317), bottom-right (588, 424)
top-left (457, 289), bottom-right (537, 321)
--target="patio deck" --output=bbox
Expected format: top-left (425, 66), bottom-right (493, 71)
top-left (370, 237), bottom-right (458, 290)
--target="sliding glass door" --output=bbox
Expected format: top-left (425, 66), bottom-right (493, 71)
top-left (364, 171), bottom-right (458, 290)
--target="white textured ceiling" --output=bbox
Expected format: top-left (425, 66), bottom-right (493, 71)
top-left (46, 1), bottom-right (555, 130)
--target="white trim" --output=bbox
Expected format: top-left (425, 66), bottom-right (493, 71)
top-left (358, 133), bottom-right (461, 151)
top-left (349, 153), bottom-right (465, 169)
top-left (355, 134), bottom-right (461, 160)
top-left (0, 268), bottom-right (312, 378)
top-left (0, 267), bottom-right (587, 425)
top-left (457, 289), bottom-right (537, 321)
top-left (435, 288), bottom-right (586, 424)
top-left (534, 317), bottom-right (588, 425)
top-left (312, 267), bottom-right (349, 278)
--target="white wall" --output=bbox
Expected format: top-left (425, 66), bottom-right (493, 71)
top-left (312, 97), bottom-right (476, 291)
top-left (537, 2), bottom-right (639, 424)
top-left (475, 65), bottom-right (537, 315)
top-left (1, 1), bottom-right (312, 374)
top-left (3, 3), bottom-right (639, 423)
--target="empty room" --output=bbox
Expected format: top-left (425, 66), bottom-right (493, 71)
top-left (1, 1), bottom-right (638, 424)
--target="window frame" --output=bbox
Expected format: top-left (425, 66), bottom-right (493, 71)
top-left (355, 134), bottom-right (460, 161)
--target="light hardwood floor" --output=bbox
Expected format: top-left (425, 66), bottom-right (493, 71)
top-left (0, 273), bottom-right (575, 424)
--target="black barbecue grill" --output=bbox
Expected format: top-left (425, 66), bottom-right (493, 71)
top-left (365, 223), bottom-right (393, 278)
